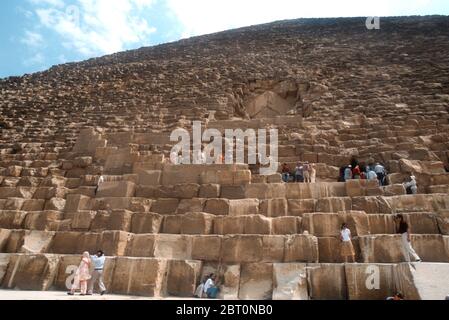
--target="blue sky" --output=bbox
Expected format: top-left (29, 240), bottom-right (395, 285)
top-left (1, 0), bottom-right (448, 78)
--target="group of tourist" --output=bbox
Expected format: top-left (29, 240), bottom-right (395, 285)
top-left (194, 273), bottom-right (220, 299)
top-left (67, 250), bottom-right (107, 296)
top-left (339, 161), bottom-right (388, 186)
top-left (281, 162), bottom-right (317, 183)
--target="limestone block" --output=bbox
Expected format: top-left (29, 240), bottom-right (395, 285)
top-left (220, 186), bottom-right (246, 199)
top-left (97, 181), bottom-right (136, 198)
top-left (20, 230), bottom-right (55, 254)
top-left (181, 212), bottom-right (215, 235)
top-left (245, 215), bottom-right (272, 235)
top-left (259, 198), bottom-right (288, 217)
top-left (358, 235), bottom-right (406, 263)
top-left (161, 215), bottom-right (182, 234)
top-left (411, 235), bottom-right (449, 262)
top-left (245, 183), bottom-right (286, 199)
top-left (383, 184), bottom-right (406, 196)
top-left (131, 212), bottom-right (163, 234)
top-left (0, 254), bottom-right (10, 284)
top-left (317, 237), bottom-right (345, 263)
top-left (338, 211), bottom-right (370, 236)
top-left (191, 235), bottom-right (222, 261)
top-left (345, 263), bottom-right (396, 300)
top-left (44, 197), bottom-right (66, 211)
top-left (213, 216), bottom-right (245, 235)
top-left (272, 217), bottom-right (301, 235)
top-left (301, 213), bottom-right (340, 237)
top-left (22, 199), bottom-right (45, 211)
top-left (64, 194), bottom-right (92, 212)
top-left (352, 196), bottom-right (393, 214)
top-left (0, 230), bottom-right (12, 252)
top-left (307, 263), bottom-right (347, 300)
top-left (222, 235), bottom-right (263, 263)
top-left (153, 234), bottom-right (193, 260)
top-left (367, 214), bottom-right (395, 234)
top-left (49, 232), bottom-right (100, 255)
top-left (204, 198), bottom-right (230, 216)
top-left (288, 199), bottom-right (316, 216)
top-left (218, 264), bottom-right (241, 300)
top-left (316, 197), bottom-right (351, 213)
top-left (73, 128), bottom-right (107, 156)
top-left (4, 198), bottom-right (25, 211)
top-left (199, 184), bottom-right (220, 198)
top-left (2, 254), bottom-right (59, 291)
top-left (229, 199), bottom-right (259, 216)
top-left (238, 263), bottom-right (273, 300)
top-left (177, 199), bottom-right (206, 215)
top-left (404, 213), bottom-right (439, 234)
top-left (23, 211), bottom-right (64, 230)
top-left (100, 231), bottom-right (130, 256)
top-left (151, 198), bottom-right (179, 215)
top-left (284, 234), bottom-right (319, 263)
top-left (166, 260), bottom-right (202, 297)
top-left (1, 230), bottom-right (25, 253)
top-left (0, 211), bottom-right (27, 229)
top-left (272, 263), bottom-right (308, 300)
top-left (262, 236), bottom-right (285, 262)
top-left (173, 184), bottom-right (200, 199)
top-left (67, 211), bottom-right (96, 231)
top-left (125, 234), bottom-right (156, 257)
top-left (135, 170), bottom-right (161, 186)
top-left (111, 257), bottom-right (168, 297)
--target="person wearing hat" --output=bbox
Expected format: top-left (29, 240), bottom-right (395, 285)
top-left (404, 176), bottom-right (418, 194)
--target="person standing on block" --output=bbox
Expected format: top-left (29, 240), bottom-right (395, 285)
top-left (394, 214), bottom-right (421, 263)
top-left (95, 175), bottom-right (105, 195)
top-left (68, 252), bottom-right (92, 296)
top-left (88, 250), bottom-right (107, 295)
top-left (340, 223), bottom-right (356, 263)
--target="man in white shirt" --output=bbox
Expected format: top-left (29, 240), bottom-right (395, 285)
top-left (88, 250), bottom-right (107, 295)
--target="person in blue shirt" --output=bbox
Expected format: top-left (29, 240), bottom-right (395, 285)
top-left (87, 250), bottom-right (107, 295)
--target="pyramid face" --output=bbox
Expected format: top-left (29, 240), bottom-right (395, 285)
top-left (0, 16), bottom-right (448, 300)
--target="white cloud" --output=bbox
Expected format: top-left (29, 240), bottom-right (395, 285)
top-left (23, 52), bottom-right (45, 66)
top-left (32, 0), bottom-right (157, 56)
top-left (167, 0), bottom-right (440, 38)
top-left (20, 30), bottom-right (44, 47)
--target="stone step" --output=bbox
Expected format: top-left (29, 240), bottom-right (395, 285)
top-left (1, 253), bottom-right (447, 300)
top-left (1, 229), bottom-right (448, 264)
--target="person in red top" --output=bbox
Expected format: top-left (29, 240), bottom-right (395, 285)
top-left (352, 165), bottom-right (361, 179)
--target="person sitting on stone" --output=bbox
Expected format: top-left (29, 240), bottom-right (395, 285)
top-left (203, 274), bottom-right (220, 299)
top-left (294, 162), bottom-right (304, 183)
top-left (194, 275), bottom-right (209, 298)
top-left (367, 168), bottom-right (378, 181)
top-left (404, 176), bottom-right (418, 194)
top-left (281, 163), bottom-right (291, 183)
top-left (343, 165), bottom-right (353, 181)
